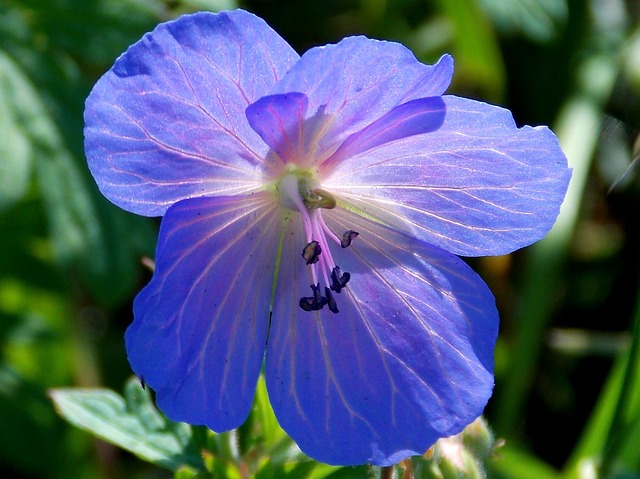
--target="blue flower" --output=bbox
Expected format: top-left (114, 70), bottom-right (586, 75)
top-left (84, 9), bottom-right (570, 466)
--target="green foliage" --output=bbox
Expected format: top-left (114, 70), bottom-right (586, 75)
top-left (0, 52), bottom-right (32, 211)
top-left (0, 1), bottom-right (235, 477)
top-left (477, 0), bottom-right (568, 42)
top-left (3, 0), bottom-right (640, 478)
top-left (436, 0), bottom-right (505, 101)
top-left (51, 376), bottom-right (372, 478)
top-left (51, 378), bottom-right (203, 470)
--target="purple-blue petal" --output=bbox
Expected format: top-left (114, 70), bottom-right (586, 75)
top-left (245, 93), bottom-right (308, 164)
top-left (265, 208), bottom-right (496, 466)
top-left (126, 193), bottom-right (280, 430)
top-left (324, 97), bottom-right (447, 169)
top-left (270, 38), bottom-right (453, 158)
top-left (85, 10), bottom-right (299, 216)
top-left (325, 95), bottom-right (572, 256)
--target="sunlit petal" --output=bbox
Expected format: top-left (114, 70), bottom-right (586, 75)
top-left (127, 193), bottom-right (281, 430)
top-left (85, 10), bottom-right (299, 216)
top-left (326, 95), bottom-right (571, 256)
top-left (84, 9), bottom-right (573, 467)
top-left (322, 97), bottom-right (446, 171)
top-left (265, 208), bottom-right (497, 466)
top-left (245, 93), bottom-right (308, 164)
top-left (271, 38), bottom-right (453, 157)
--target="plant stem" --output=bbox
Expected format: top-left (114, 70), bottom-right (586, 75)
top-left (600, 270), bottom-right (640, 475)
top-left (381, 465), bottom-right (394, 479)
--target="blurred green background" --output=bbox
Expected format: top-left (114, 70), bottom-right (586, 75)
top-left (2, 0), bottom-right (640, 477)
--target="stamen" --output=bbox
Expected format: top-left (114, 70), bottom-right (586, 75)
top-left (330, 266), bottom-right (351, 293)
top-left (340, 230), bottom-right (359, 248)
top-left (302, 240), bottom-right (321, 264)
top-left (320, 217), bottom-right (342, 246)
top-left (299, 283), bottom-right (328, 312)
top-left (303, 188), bottom-right (337, 209)
top-left (282, 173), bottom-right (355, 315)
top-left (325, 287), bottom-right (339, 314)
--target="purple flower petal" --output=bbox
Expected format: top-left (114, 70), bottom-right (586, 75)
top-left (325, 95), bottom-right (571, 256)
top-left (85, 10), bottom-right (299, 216)
top-left (265, 208), bottom-right (497, 466)
top-left (270, 38), bottom-right (453, 162)
top-left (126, 193), bottom-right (280, 430)
top-left (245, 93), bottom-right (309, 164)
top-left (324, 97), bottom-right (447, 169)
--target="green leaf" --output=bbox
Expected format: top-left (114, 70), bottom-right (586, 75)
top-left (174, 465), bottom-right (201, 479)
top-left (493, 43), bottom-right (620, 440)
top-left (255, 460), bottom-right (318, 479)
top-left (202, 451), bottom-right (243, 479)
top-left (308, 464), bottom-right (374, 479)
top-left (1, 1), bottom-right (157, 306)
top-left (280, 461), bottom-right (320, 478)
top-left (0, 51), bottom-right (32, 210)
top-left (435, 0), bottom-right (505, 101)
top-left (168, 0), bottom-right (238, 15)
top-left (236, 373), bottom-right (294, 461)
top-left (597, 276), bottom-right (640, 475)
top-left (488, 444), bottom-right (561, 479)
top-left (50, 377), bottom-right (203, 471)
top-left (0, 363), bottom-right (89, 478)
top-left (477, 0), bottom-right (568, 42)
top-left (619, 414), bottom-right (640, 471)
top-left (253, 374), bottom-right (287, 447)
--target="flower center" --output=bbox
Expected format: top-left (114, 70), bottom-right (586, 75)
top-left (276, 171), bottom-right (358, 314)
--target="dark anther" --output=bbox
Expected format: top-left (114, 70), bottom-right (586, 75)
top-left (330, 266), bottom-right (351, 293)
top-left (299, 283), bottom-right (328, 312)
top-left (302, 240), bottom-right (321, 264)
top-left (340, 230), bottom-right (359, 248)
top-left (325, 287), bottom-right (339, 314)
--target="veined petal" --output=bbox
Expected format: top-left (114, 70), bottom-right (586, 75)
top-left (126, 193), bottom-right (280, 430)
top-left (85, 10), bottom-right (299, 216)
top-left (270, 38), bottom-right (453, 163)
top-left (265, 208), bottom-right (496, 466)
top-left (245, 93), bottom-right (309, 164)
top-left (322, 97), bottom-right (447, 171)
top-left (325, 95), bottom-right (571, 256)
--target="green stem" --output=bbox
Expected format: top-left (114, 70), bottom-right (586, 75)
top-left (600, 274), bottom-right (640, 475)
top-left (381, 465), bottom-right (394, 479)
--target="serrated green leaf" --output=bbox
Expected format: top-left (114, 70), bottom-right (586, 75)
top-left (50, 378), bottom-right (203, 471)
top-left (124, 377), bottom-right (168, 431)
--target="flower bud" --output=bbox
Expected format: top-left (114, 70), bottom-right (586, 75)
top-left (425, 417), bottom-right (496, 479)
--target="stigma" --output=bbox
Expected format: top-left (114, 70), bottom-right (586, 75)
top-left (277, 171), bottom-right (358, 314)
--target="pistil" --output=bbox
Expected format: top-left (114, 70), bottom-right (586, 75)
top-left (276, 171), bottom-right (358, 315)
